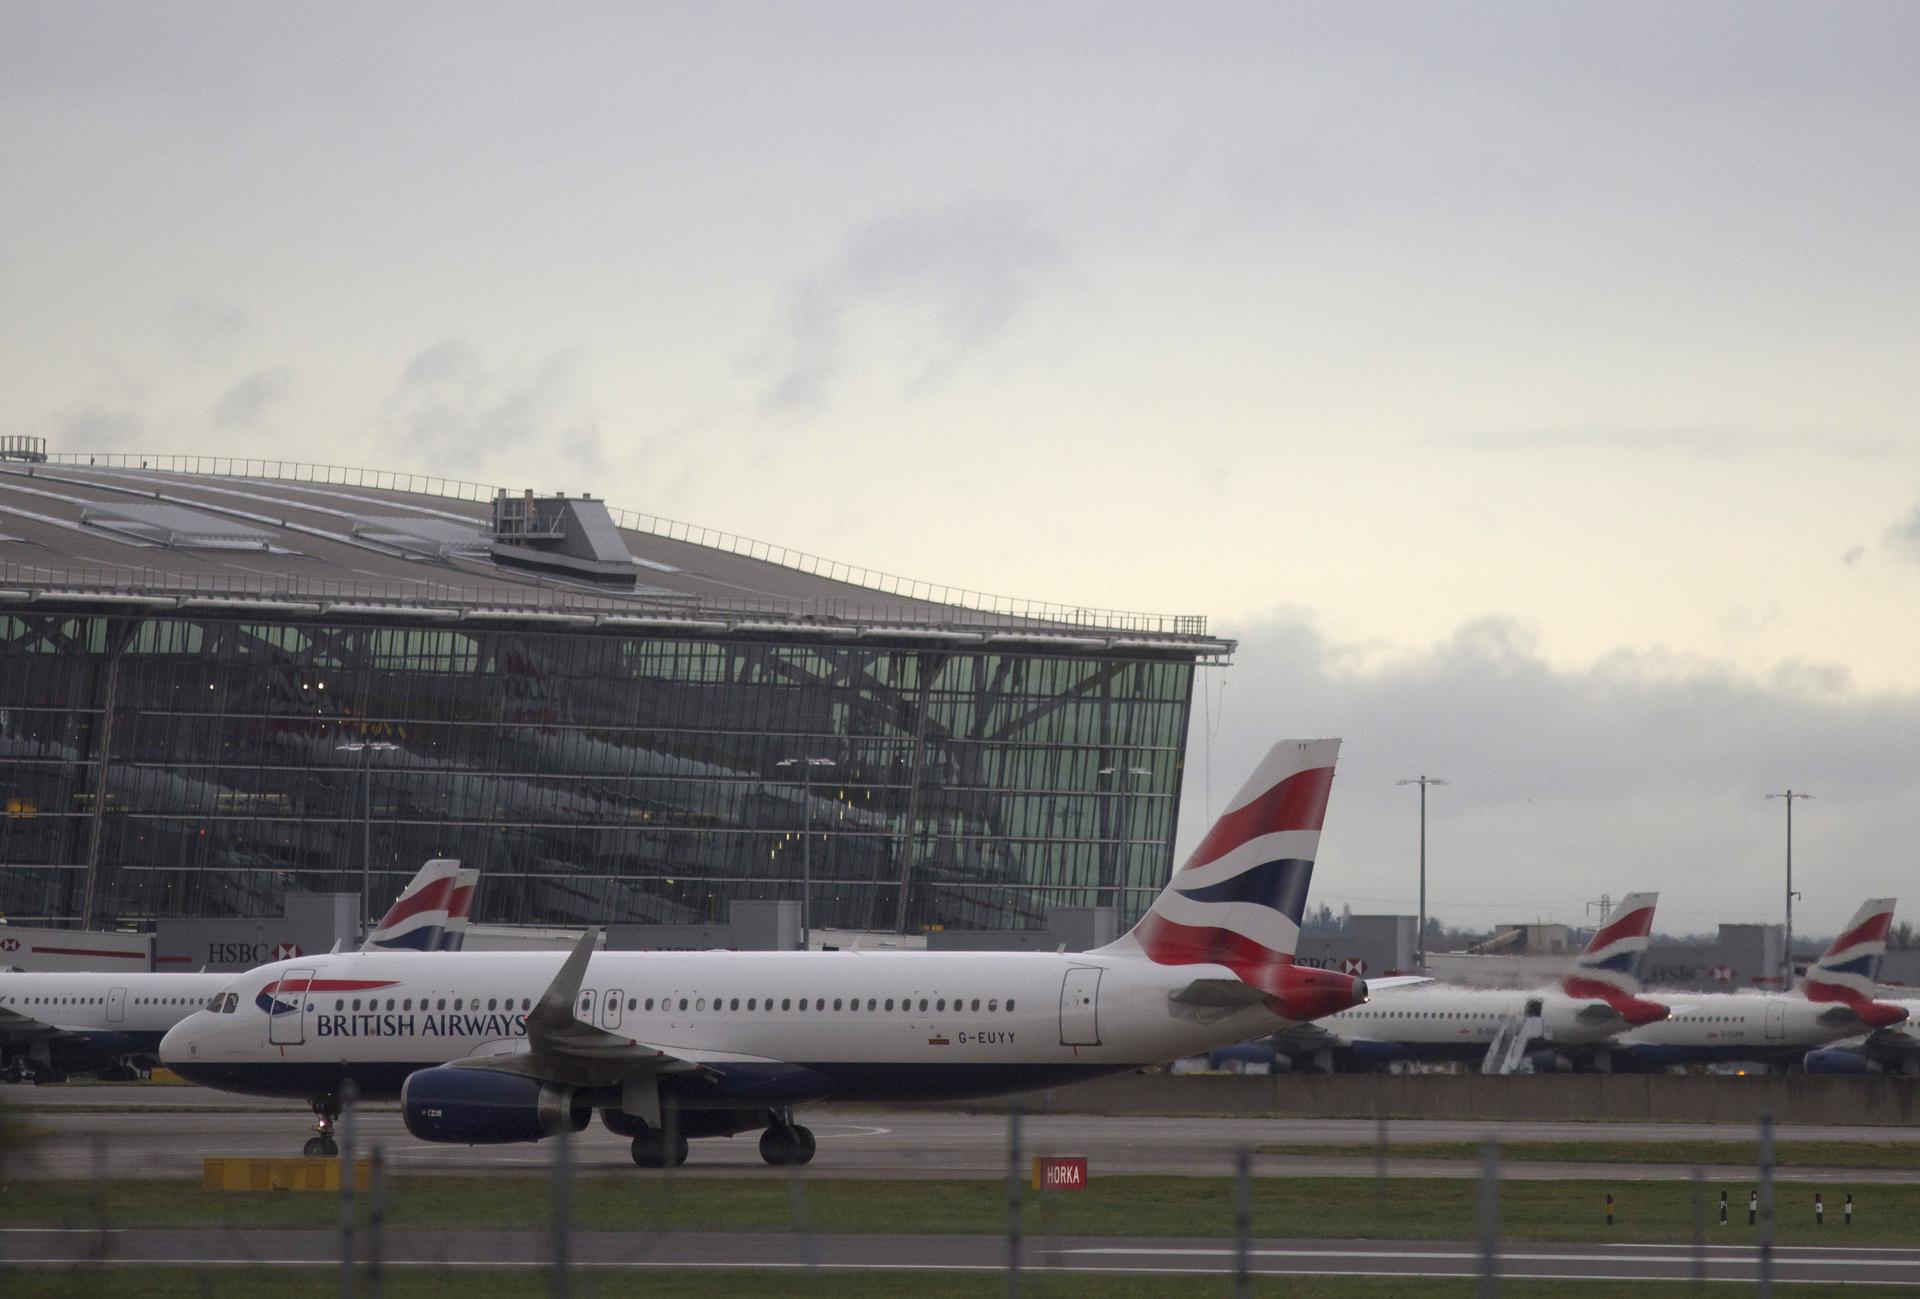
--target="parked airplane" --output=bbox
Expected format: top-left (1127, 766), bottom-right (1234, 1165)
top-left (1605, 898), bottom-right (1907, 1073)
top-left (161, 738), bottom-right (1374, 1166)
top-left (1272, 891), bottom-right (1670, 1074)
top-left (0, 861), bottom-right (475, 1082)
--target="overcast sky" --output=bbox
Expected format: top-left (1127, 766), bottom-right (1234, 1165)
top-left (4, 4), bottom-right (1916, 936)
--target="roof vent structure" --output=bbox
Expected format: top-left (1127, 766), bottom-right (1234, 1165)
top-left (81, 502), bottom-right (274, 550)
top-left (488, 489), bottom-right (638, 587)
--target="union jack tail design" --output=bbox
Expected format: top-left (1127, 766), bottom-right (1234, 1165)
top-left (1803, 898), bottom-right (1906, 1027)
top-left (1560, 891), bottom-right (1669, 1026)
top-left (441, 868), bottom-right (480, 951)
top-left (363, 859), bottom-right (463, 952)
top-left (1103, 739), bottom-right (1358, 1015)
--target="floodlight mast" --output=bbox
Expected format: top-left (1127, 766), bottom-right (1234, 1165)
top-left (1767, 789), bottom-right (1813, 987)
top-left (1397, 775), bottom-right (1449, 972)
top-left (335, 740), bottom-right (400, 934)
top-left (776, 756), bottom-right (837, 950)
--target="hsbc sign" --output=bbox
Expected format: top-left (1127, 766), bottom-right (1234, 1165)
top-left (206, 941), bottom-right (300, 967)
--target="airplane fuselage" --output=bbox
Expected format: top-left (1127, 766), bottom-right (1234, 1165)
top-left (164, 947), bottom-right (1302, 1106)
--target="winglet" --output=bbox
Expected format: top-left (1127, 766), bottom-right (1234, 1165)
top-left (528, 928), bottom-right (601, 1032)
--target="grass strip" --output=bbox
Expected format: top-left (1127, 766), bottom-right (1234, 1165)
top-left (4, 1173), bottom-right (1914, 1245)
top-left (1258, 1140), bottom-right (1920, 1170)
top-left (1, 1271), bottom-right (1913, 1298)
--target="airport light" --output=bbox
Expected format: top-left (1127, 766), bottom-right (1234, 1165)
top-left (336, 741), bottom-right (399, 934)
top-left (1097, 764), bottom-right (1152, 913)
top-left (776, 756), bottom-right (836, 949)
top-left (1397, 775), bottom-right (1449, 972)
top-left (1767, 789), bottom-right (1813, 986)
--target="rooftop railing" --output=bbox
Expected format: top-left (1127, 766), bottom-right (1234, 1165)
top-left (41, 453), bottom-right (1210, 637)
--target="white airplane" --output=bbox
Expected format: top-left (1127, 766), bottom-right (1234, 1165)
top-left (0, 860), bottom-right (475, 1082)
top-left (1273, 891), bottom-right (1671, 1074)
top-left (1606, 898), bottom-right (1907, 1073)
top-left (161, 739), bottom-right (1376, 1166)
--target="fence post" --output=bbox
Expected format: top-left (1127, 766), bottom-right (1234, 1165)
top-left (338, 1081), bottom-right (358, 1299)
top-left (1007, 1102), bottom-right (1023, 1299)
top-left (1757, 1111), bottom-right (1775, 1299)
top-left (552, 1127), bottom-right (572, 1299)
top-left (1233, 1145), bottom-right (1252, 1299)
top-left (366, 1144), bottom-right (385, 1299)
top-left (1478, 1137), bottom-right (1500, 1299)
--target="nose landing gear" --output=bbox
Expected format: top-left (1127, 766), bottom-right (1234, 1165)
top-left (758, 1123), bottom-right (816, 1166)
top-left (303, 1097), bottom-right (341, 1158)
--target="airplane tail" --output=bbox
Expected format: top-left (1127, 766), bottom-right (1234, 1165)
top-left (363, 859), bottom-right (463, 952)
top-left (442, 868), bottom-right (480, 951)
top-left (1559, 891), bottom-right (1668, 1027)
top-left (1803, 898), bottom-right (1906, 1028)
top-left (1098, 738), bottom-right (1362, 1021)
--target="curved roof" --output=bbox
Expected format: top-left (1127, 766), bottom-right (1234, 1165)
top-left (0, 453), bottom-right (1231, 658)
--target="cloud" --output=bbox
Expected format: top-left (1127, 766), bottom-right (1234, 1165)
top-left (1433, 427), bottom-right (1895, 459)
top-left (1182, 613), bottom-right (1920, 935)
top-left (211, 368), bottom-right (294, 429)
top-left (749, 200), bottom-right (1067, 418)
top-left (1887, 505), bottom-right (1920, 563)
top-left (162, 298), bottom-right (249, 363)
top-left (55, 407), bottom-right (146, 451)
top-left (377, 340), bottom-right (605, 484)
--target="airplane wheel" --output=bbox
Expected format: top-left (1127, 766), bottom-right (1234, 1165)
top-left (633, 1131), bottom-right (688, 1168)
top-left (303, 1137), bottom-right (329, 1158)
top-left (758, 1125), bottom-right (800, 1166)
top-left (793, 1125), bottom-right (816, 1164)
top-left (671, 1134), bottom-right (690, 1167)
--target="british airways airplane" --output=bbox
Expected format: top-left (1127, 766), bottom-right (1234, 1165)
top-left (1605, 898), bottom-right (1907, 1072)
top-left (161, 739), bottom-right (1375, 1167)
top-left (1272, 891), bottom-right (1671, 1073)
top-left (0, 860), bottom-right (475, 1082)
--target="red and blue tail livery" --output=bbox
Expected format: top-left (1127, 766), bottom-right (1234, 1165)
top-left (1560, 891), bottom-right (1668, 1026)
top-left (364, 859), bottom-right (467, 952)
top-left (1802, 898), bottom-right (1904, 1027)
top-left (1105, 739), bottom-right (1354, 1014)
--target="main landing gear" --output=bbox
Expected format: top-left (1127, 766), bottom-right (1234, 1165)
top-left (630, 1130), bottom-right (690, 1168)
top-left (758, 1123), bottom-right (816, 1166)
top-left (303, 1096), bottom-right (341, 1158)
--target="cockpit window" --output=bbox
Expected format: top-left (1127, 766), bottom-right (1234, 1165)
top-left (205, 994), bottom-right (224, 1012)
top-left (223, 992), bottom-right (240, 1014)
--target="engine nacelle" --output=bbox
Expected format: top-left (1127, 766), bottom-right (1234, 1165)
top-left (1803, 1049), bottom-right (1873, 1075)
top-left (402, 1066), bottom-right (590, 1144)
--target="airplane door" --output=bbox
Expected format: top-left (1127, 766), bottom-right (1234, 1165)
top-left (1765, 1000), bottom-right (1787, 1040)
top-left (107, 987), bottom-right (126, 1024)
top-left (270, 968), bottom-right (316, 1046)
top-left (603, 989), bottom-right (624, 1031)
top-left (1059, 967), bottom-right (1102, 1046)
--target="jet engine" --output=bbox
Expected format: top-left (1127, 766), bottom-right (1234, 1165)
top-left (401, 1066), bottom-right (591, 1144)
top-left (1802, 1049), bottom-right (1874, 1075)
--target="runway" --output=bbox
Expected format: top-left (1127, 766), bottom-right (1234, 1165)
top-left (4, 1227), bottom-right (1919, 1283)
top-left (7, 1084), bottom-right (1918, 1182)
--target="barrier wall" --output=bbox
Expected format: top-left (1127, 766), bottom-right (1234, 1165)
top-left (992, 1072), bottom-right (1920, 1127)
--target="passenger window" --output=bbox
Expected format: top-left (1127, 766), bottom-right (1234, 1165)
top-left (454, 999), bottom-right (464, 1011)
top-left (988, 999), bottom-right (997, 1012)
top-left (833, 998), bottom-right (843, 1011)
top-left (352, 999), bottom-right (362, 1011)
top-left (867, 998), bottom-right (877, 1011)
top-left (937, 999), bottom-right (946, 1012)
top-left (628, 998), bottom-right (637, 1011)
top-left (971, 999), bottom-right (980, 1012)
top-left (437, 999), bottom-right (447, 1011)
top-left (919, 999), bottom-right (928, 1012)
top-left (404, 999), bottom-right (412, 1011)
top-left (731, 998), bottom-right (740, 1011)
top-left (487, 998), bottom-right (497, 1011)
top-left (748, 998), bottom-right (757, 1011)
top-left (781, 998), bottom-right (791, 1011)
top-left (678, 998), bottom-right (688, 1011)
top-left (1007, 999), bottom-right (1016, 1012)
top-left (645, 998), bottom-right (655, 1011)
top-left (387, 999), bottom-right (396, 1011)
top-left (696, 998), bottom-right (706, 1011)
top-left (885, 998), bottom-right (895, 1011)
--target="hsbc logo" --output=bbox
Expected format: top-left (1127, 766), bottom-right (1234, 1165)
top-left (1710, 964), bottom-right (1735, 983)
top-left (1339, 958), bottom-right (1367, 976)
top-left (274, 943), bottom-right (303, 961)
top-left (0, 937), bottom-right (19, 953)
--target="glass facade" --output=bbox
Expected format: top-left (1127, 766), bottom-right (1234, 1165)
top-left (0, 611), bottom-right (1194, 932)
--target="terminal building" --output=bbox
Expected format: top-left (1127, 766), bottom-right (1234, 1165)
top-left (0, 440), bottom-right (1230, 941)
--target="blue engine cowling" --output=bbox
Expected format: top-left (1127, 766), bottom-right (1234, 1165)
top-left (402, 1065), bottom-right (591, 1144)
top-left (1802, 1049), bottom-right (1873, 1075)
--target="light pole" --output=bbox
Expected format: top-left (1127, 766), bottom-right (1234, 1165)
top-left (1097, 765), bottom-right (1151, 913)
top-left (1767, 789), bottom-right (1813, 986)
top-left (1397, 775), bottom-right (1448, 972)
top-left (336, 740), bottom-right (398, 934)
top-left (776, 756), bottom-right (836, 950)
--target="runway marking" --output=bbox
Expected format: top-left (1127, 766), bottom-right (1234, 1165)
top-left (1, 1259), bottom-right (1909, 1282)
top-left (1063, 1246), bottom-right (1920, 1268)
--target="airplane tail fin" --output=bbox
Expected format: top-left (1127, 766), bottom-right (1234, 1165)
top-left (441, 868), bottom-right (479, 951)
top-left (1098, 738), bottom-right (1362, 1021)
top-left (1803, 898), bottom-right (1906, 1027)
top-left (1560, 891), bottom-right (1668, 1026)
top-left (363, 859), bottom-right (463, 952)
